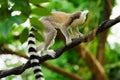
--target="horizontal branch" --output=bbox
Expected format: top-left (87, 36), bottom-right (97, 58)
top-left (0, 15), bottom-right (120, 78)
top-left (43, 63), bottom-right (82, 80)
top-left (0, 46), bottom-right (83, 80)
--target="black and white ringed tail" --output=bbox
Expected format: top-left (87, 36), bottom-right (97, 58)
top-left (28, 28), bottom-right (45, 80)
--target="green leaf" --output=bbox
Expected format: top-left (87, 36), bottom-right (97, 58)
top-left (30, 17), bottom-right (43, 31)
top-left (12, 0), bottom-right (28, 10)
top-left (18, 14), bottom-right (28, 23)
top-left (9, 16), bottom-right (23, 24)
top-left (12, 0), bottom-right (31, 16)
top-left (33, 30), bottom-right (44, 42)
top-left (0, 19), bottom-right (13, 38)
top-left (32, 7), bottom-right (51, 16)
top-left (19, 28), bottom-right (29, 43)
top-left (29, 0), bottom-right (49, 4)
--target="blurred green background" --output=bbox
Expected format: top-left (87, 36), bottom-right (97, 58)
top-left (0, 0), bottom-right (120, 80)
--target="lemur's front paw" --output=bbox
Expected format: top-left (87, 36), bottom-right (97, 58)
top-left (66, 39), bottom-right (72, 45)
top-left (79, 33), bottom-right (83, 38)
top-left (44, 50), bottom-right (56, 58)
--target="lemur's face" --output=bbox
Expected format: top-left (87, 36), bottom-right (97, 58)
top-left (79, 10), bottom-right (89, 24)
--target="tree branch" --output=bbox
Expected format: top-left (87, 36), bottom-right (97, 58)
top-left (75, 44), bottom-right (108, 80)
top-left (0, 45), bottom-right (83, 80)
top-left (0, 15), bottom-right (120, 78)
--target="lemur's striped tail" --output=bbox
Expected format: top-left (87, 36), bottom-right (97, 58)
top-left (28, 28), bottom-right (44, 80)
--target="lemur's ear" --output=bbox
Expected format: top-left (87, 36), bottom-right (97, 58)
top-left (72, 11), bottom-right (82, 19)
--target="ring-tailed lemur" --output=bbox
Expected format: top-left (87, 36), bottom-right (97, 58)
top-left (27, 10), bottom-right (88, 80)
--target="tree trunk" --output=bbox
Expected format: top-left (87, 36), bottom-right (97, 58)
top-left (96, 0), bottom-right (112, 65)
top-left (92, 0), bottom-right (112, 80)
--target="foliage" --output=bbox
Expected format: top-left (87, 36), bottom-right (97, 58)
top-left (0, 0), bottom-right (119, 80)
